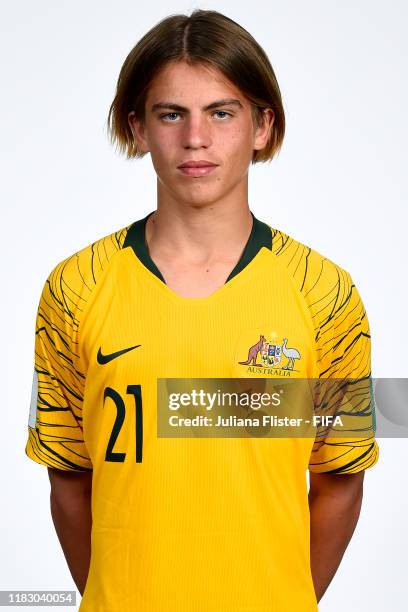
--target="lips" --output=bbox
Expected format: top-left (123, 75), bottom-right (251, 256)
top-left (178, 160), bottom-right (218, 168)
top-left (177, 160), bottom-right (219, 177)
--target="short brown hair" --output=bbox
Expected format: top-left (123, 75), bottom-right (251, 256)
top-left (107, 9), bottom-right (285, 164)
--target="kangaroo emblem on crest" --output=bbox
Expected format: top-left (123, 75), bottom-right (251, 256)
top-left (238, 334), bottom-right (265, 366)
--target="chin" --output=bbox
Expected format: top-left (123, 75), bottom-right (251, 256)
top-left (181, 191), bottom-right (225, 208)
top-left (169, 183), bottom-right (226, 207)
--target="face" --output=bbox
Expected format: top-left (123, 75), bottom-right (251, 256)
top-left (128, 61), bottom-right (274, 207)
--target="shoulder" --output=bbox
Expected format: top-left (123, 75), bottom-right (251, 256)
top-left (41, 222), bottom-right (131, 307)
top-left (266, 225), bottom-right (367, 342)
top-left (268, 225), bottom-right (355, 299)
top-left (36, 222), bottom-right (132, 338)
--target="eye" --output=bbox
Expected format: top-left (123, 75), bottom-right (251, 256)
top-left (213, 110), bottom-right (232, 119)
top-left (160, 112), bottom-right (181, 121)
top-left (159, 110), bottom-right (233, 122)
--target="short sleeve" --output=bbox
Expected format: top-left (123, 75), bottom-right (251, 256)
top-left (308, 271), bottom-right (379, 474)
top-left (25, 262), bottom-right (93, 471)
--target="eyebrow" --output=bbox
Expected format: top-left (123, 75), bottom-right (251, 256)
top-left (151, 98), bottom-right (244, 113)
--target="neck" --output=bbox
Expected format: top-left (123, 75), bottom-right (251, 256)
top-left (145, 200), bottom-right (254, 267)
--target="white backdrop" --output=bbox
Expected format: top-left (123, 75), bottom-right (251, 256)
top-left (1, 1), bottom-right (407, 610)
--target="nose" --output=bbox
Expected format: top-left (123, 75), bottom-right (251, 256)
top-left (181, 113), bottom-right (212, 149)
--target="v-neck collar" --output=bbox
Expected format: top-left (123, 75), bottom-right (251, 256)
top-left (123, 210), bottom-right (272, 285)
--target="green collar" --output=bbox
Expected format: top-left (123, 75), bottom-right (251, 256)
top-left (123, 210), bottom-right (272, 284)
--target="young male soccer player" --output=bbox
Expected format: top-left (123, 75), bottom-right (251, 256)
top-left (25, 9), bottom-right (379, 611)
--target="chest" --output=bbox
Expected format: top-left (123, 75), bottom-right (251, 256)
top-left (79, 263), bottom-right (317, 471)
top-left (148, 257), bottom-right (240, 299)
top-left (80, 266), bottom-right (317, 382)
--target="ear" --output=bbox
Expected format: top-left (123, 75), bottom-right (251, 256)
top-left (128, 111), bottom-right (150, 153)
top-left (253, 108), bottom-right (275, 151)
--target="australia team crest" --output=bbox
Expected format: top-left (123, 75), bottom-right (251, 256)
top-left (237, 333), bottom-right (301, 375)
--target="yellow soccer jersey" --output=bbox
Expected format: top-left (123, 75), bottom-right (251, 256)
top-left (25, 211), bottom-right (379, 612)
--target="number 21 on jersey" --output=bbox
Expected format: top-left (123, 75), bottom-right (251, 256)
top-left (103, 384), bottom-right (143, 463)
